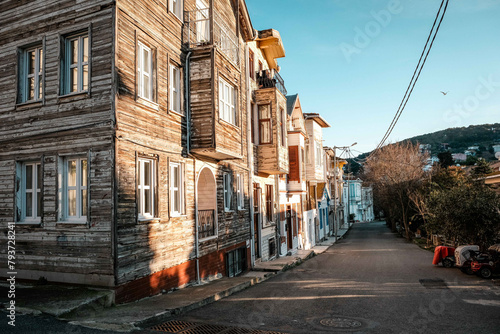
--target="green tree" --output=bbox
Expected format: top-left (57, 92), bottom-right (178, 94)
top-left (471, 159), bottom-right (493, 177)
top-left (426, 182), bottom-right (500, 249)
top-left (437, 151), bottom-right (454, 168)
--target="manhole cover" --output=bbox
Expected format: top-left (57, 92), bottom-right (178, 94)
top-left (319, 318), bottom-right (363, 328)
top-left (419, 278), bottom-right (447, 289)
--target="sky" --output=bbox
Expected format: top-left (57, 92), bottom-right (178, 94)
top-left (246, 0), bottom-right (500, 156)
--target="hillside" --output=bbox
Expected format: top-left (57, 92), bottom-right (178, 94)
top-left (404, 123), bottom-right (500, 158)
top-left (349, 123), bottom-right (500, 174)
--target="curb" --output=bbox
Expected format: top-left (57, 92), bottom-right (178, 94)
top-left (136, 273), bottom-right (274, 329)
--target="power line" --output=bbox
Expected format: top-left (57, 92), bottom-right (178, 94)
top-left (368, 0), bottom-right (450, 160)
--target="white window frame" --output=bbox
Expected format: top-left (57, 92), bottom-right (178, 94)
top-left (63, 33), bottom-right (89, 95)
top-left (196, 0), bottom-right (209, 43)
top-left (137, 42), bottom-right (153, 101)
top-left (19, 162), bottom-right (42, 223)
top-left (170, 0), bottom-right (184, 20)
top-left (315, 141), bottom-right (323, 168)
top-left (236, 174), bottom-right (244, 210)
top-left (219, 77), bottom-right (236, 125)
top-left (137, 157), bottom-right (156, 220)
top-left (169, 64), bottom-right (182, 114)
top-left (170, 162), bottom-right (185, 216)
top-left (60, 157), bottom-right (88, 222)
top-left (19, 46), bottom-right (44, 103)
top-left (223, 173), bottom-right (233, 212)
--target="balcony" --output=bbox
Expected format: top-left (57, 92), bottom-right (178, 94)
top-left (256, 70), bottom-right (287, 97)
top-left (254, 85), bottom-right (289, 175)
top-left (185, 8), bottom-right (239, 66)
top-left (198, 209), bottom-right (216, 239)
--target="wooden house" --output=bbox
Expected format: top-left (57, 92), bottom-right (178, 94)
top-left (302, 113), bottom-right (330, 247)
top-left (0, 0), bottom-right (258, 303)
top-left (247, 28), bottom-right (286, 263)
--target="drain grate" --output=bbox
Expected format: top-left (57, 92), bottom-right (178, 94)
top-left (419, 278), bottom-right (448, 289)
top-left (150, 320), bottom-right (286, 334)
top-left (151, 321), bottom-right (198, 333)
top-left (320, 318), bottom-right (363, 328)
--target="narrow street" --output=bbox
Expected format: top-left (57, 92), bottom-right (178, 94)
top-left (150, 221), bottom-right (500, 334)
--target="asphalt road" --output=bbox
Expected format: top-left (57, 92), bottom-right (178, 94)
top-left (159, 221), bottom-right (500, 334)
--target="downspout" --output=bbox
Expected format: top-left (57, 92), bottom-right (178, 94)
top-left (245, 44), bottom-right (255, 267)
top-left (185, 51), bottom-right (200, 284)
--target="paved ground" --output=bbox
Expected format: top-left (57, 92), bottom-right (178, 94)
top-left (147, 221), bottom-right (500, 334)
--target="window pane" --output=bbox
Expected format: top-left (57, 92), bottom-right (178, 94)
top-left (83, 37), bottom-right (88, 62)
top-left (260, 121), bottom-right (270, 143)
top-left (81, 189), bottom-right (87, 216)
top-left (70, 67), bottom-right (78, 92)
top-left (39, 49), bottom-right (43, 71)
top-left (143, 49), bottom-right (150, 74)
top-left (38, 75), bottom-right (43, 100)
top-left (81, 160), bottom-right (87, 187)
top-left (37, 164), bottom-right (42, 189)
top-left (26, 165), bottom-right (33, 190)
top-left (144, 189), bottom-right (151, 214)
top-left (36, 190), bottom-right (42, 217)
top-left (26, 193), bottom-right (33, 217)
top-left (173, 166), bottom-right (179, 188)
top-left (29, 77), bottom-right (35, 100)
top-left (143, 74), bottom-right (150, 98)
top-left (28, 51), bottom-right (35, 74)
top-left (71, 39), bottom-right (79, 64)
top-left (68, 160), bottom-right (77, 187)
top-left (173, 189), bottom-right (179, 212)
top-left (144, 162), bottom-right (150, 186)
top-left (259, 105), bottom-right (270, 119)
top-left (83, 65), bottom-right (88, 91)
top-left (68, 189), bottom-right (76, 216)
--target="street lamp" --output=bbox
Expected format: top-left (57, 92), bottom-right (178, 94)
top-left (333, 142), bottom-right (357, 242)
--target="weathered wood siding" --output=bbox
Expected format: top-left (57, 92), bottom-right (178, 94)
top-left (255, 88), bottom-right (289, 175)
top-left (114, 0), bottom-right (251, 288)
top-left (0, 0), bottom-right (115, 285)
top-left (114, 0), bottom-right (198, 285)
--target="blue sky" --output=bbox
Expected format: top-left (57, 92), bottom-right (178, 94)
top-left (246, 0), bottom-right (500, 155)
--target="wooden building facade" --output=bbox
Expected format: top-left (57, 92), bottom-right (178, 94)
top-left (0, 0), bottom-right (257, 303)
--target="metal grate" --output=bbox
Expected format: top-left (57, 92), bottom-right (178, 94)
top-left (150, 320), bottom-right (198, 332)
top-left (150, 320), bottom-right (286, 334)
top-left (419, 278), bottom-right (448, 289)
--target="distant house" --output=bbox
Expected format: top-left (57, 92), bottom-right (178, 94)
top-left (452, 153), bottom-right (467, 162)
top-left (465, 150), bottom-right (476, 157)
top-left (492, 145), bottom-right (500, 153)
top-left (441, 143), bottom-right (450, 150)
top-left (419, 144), bottom-right (431, 154)
top-left (468, 146), bottom-right (480, 151)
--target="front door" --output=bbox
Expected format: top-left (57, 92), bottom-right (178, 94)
top-left (286, 206), bottom-right (292, 250)
top-left (253, 184), bottom-right (261, 259)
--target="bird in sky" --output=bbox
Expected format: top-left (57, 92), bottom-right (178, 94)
top-left (440, 91), bottom-right (449, 95)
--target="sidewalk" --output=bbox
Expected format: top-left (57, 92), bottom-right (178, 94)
top-left (1, 226), bottom-right (350, 332)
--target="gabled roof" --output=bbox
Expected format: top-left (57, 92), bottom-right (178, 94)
top-left (286, 94), bottom-right (298, 116)
top-left (303, 113), bottom-right (331, 128)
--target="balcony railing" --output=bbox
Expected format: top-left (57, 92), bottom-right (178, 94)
top-left (198, 209), bottom-right (216, 239)
top-left (256, 69), bottom-right (287, 97)
top-left (185, 8), bottom-right (240, 66)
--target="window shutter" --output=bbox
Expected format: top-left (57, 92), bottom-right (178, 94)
top-left (288, 146), bottom-right (299, 182)
top-left (229, 173), bottom-right (234, 210)
top-left (57, 156), bottom-right (63, 221)
top-left (87, 150), bottom-right (91, 225)
top-left (15, 163), bottom-right (22, 222)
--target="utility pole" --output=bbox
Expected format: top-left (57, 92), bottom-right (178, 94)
top-left (333, 143), bottom-right (356, 239)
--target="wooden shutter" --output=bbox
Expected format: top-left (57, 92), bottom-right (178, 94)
top-left (288, 146), bottom-right (299, 182)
